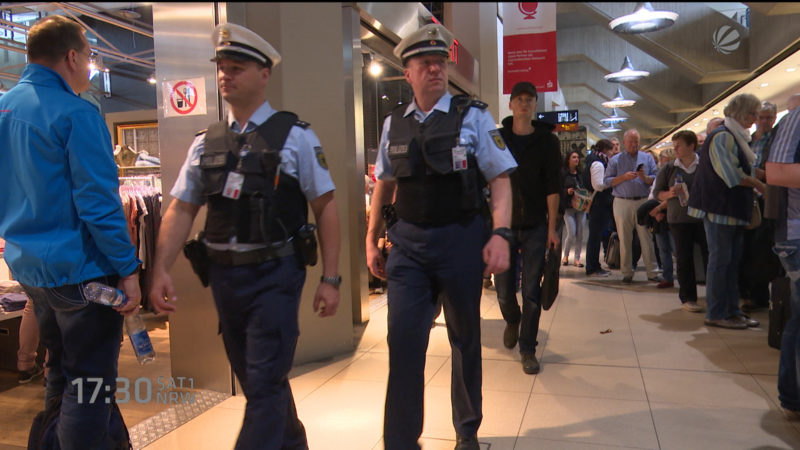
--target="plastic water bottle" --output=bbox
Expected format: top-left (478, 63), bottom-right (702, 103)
top-left (675, 173), bottom-right (689, 207)
top-left (82, 282), bottom-right (127, 306)
top-left (82, 283), bottom-right (155, 365)
top-left (125, 313), bottom-right (156, 365)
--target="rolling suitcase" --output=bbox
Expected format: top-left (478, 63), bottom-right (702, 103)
top-left (769, 276), bottom-right (792, 350)
top-left (605, 232), bottom-right (620, 269)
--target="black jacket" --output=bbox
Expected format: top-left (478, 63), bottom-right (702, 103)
top-left (499, 117), bottom-right (562, 229)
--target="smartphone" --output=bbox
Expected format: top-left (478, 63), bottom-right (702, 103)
top-left (636, 163), bottom-right (644, 171)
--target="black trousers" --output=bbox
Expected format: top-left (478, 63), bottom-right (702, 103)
top-left (670, 221), bottom-right (708, 303)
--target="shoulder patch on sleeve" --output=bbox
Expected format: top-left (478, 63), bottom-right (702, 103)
top-left (314, 146), bottom-right (329, 170)
top-left (470, 99), bottom-right (488, 110)
top-left (195, 129), bottom-right (207, 136)
top-left (295, 120), bottom-right (310, 129)
top-left (488, 129), bottom-right (507, 150)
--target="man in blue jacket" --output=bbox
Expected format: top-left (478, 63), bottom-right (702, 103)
top-left (0, 16), bottom-right (141, 449)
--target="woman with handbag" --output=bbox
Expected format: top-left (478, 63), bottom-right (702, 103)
top-left (687, 94), bottom-right (767, 329)
top-left (561, 150), bottom-right (587, 267)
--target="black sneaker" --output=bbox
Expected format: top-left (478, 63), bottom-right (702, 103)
top-left (741, 300), bottom-right (768, 313)
top-left (18, 364), bottom-right (44, 384)
top-left (521, 353), bottom-right (540, 374)
top-left (588, 269), bottom-right (611, 277)
top-left (455, 434), bottom-right (479, 450)
top-left (503, 322), bottom-right (519, 349)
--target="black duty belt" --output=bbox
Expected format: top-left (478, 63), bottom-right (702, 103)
top-left (206, 242), bottom-right (294, 266)
top-left (617, 196), bottom-right (646, 200)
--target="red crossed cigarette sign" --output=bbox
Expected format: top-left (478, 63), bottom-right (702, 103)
top-left (170, 80), bottom-right (198, 115)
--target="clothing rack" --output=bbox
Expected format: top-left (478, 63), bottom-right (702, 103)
top-left (120, 174), bottom-right (161, 191)
top-left (119, 184), bottom-right (162, 313)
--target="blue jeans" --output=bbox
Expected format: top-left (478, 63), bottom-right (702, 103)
top-left (22, 274), bottom-right (124, 450)
top-left (774, 239), bottom-right (800, 411)
top-left (562, 208), bottom-right (585, 263)
top-left (655, 227), bottom-right (675, 282)
top-left (703, 219), bottom-right (744, 320)
top-left (494, 225), bottom-right (547, 355)
top-left (209, 256), bottom-right (308, 450)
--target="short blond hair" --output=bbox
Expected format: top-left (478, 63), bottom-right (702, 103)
top-left (723, 93), bottom-right (760, 124)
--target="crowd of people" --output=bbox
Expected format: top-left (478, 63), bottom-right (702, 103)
top-left (3, 14), bottom-right (800, 450)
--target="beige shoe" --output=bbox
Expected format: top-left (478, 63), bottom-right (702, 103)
top-left (681, 301), bottom-right (704, 313)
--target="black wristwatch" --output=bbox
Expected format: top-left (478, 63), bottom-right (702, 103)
top-left (492, 227), bottom-right (514, 245)
top-left (320, 275), bottom-right (343, 288)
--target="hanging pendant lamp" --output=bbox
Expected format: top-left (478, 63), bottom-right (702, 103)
top-left (600, 108), bottom-right (627, 125)
top-left (609, 2), bottom-right (678, 34)
top-left (600, 126), bottom-right (622, 133)
top-left (605, 56), bottom-right (650, 83)
top-left (602, 87), bottom-right (636, 108)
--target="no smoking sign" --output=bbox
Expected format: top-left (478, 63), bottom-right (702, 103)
top-left (162, 77), bottom-right (207, 118)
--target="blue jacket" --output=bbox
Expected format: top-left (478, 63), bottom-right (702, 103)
top-left (0, 64), bottom-right (138, 287)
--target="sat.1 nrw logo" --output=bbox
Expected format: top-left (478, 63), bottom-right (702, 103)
top-left (518, 2), bottom-right (538, 19)
top-left (712, 25), bottom-right (741, 55)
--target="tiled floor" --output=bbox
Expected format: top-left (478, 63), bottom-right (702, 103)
top-left (139, 265), bottom-right (800, 449)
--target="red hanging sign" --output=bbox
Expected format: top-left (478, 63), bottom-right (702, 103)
top-left (502, 2), bottom-right (558, 94)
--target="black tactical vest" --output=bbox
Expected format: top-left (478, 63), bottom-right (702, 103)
top-left (388, 95), bottom-right (486, 225)
top-left (199, 112), bottom-right (308, 244)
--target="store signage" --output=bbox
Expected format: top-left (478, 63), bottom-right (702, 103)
top-left (502, 2), bottom-right (558, 93)
top-left (162, 77), bottom-right (207, 118)
top-left (537, 109), bottom-right (579, 125)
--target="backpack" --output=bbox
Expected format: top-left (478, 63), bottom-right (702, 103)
top-left (582, 153), bottom-right (602, 193)
top-left (28, 396), bottom-right (132, 449)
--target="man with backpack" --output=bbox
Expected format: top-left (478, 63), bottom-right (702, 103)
top-left (0, 16), bottom-right (141, 449)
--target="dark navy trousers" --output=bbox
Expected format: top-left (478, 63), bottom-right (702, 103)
top-left (383, 216), bottom-right (486, 450)
top-left (209, 256), bottom-right (307, 450)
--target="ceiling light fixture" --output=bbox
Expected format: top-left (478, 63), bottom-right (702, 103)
top-left (147, 74), bottom-right (157, 85)
top-left (605, 56), bottom-right (650, 83)
top-left (787, 67), bottom-right (797, 73)
top-left (602, 87), bottom-right (636, 108)
top-left (609, 2), bottom-right (678, 34)
top-left (368, 54), bottom-right (383, 77)
top-left (600, 126), bottom-right (622, 133)
top-left (600, 108), bottom-right (627, 125)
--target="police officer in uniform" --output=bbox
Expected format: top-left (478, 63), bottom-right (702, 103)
top-left (365, 23), bottom-right (517, 450)
top-left (149, 23), bottom-right (341, 449)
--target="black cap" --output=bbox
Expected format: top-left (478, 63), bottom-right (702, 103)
top-left (510, 81), bottom-right (537, 100)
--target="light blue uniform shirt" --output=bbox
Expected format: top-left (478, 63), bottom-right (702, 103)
top-left (603, 150), bottom-right (658, 199)
top-left (171, 100), bottom-right (335, 206)
top-left (0, 64), bottom-right (139, 286)
top-left (767, 108), bottom-right (800, 240)
top-left (374, 92), bottom-right (517, 182)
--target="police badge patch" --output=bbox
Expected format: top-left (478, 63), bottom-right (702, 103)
top-left (314, 146), bottom-right (329, 170)
top-left (488, 129), bottom-right (507, 150)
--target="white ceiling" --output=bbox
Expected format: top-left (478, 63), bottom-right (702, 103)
top-left (652, 47), bottom-right (800, 148)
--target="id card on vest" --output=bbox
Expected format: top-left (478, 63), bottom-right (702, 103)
top-left (452, 146), bottom-right (468, 171)
top-left (222, 172), bottom-right (244, 199)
